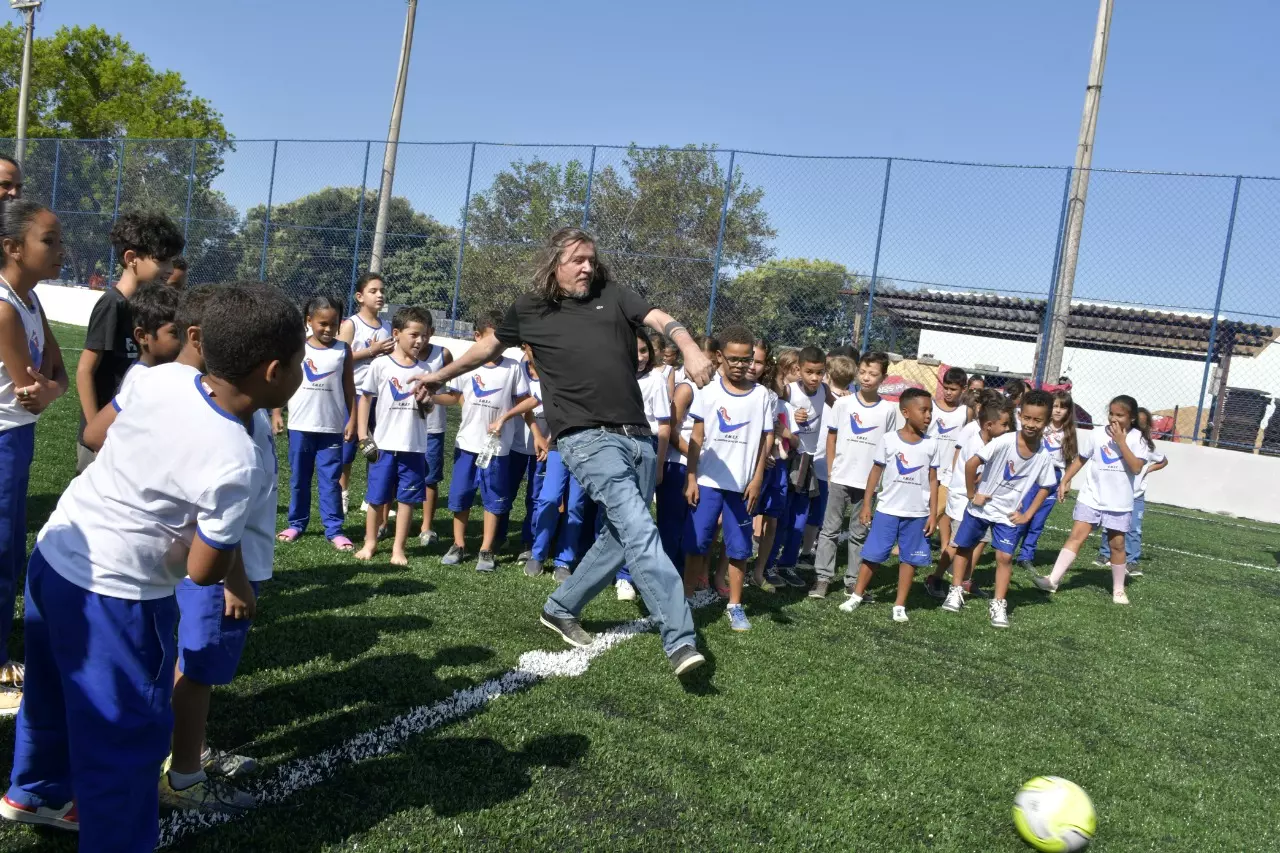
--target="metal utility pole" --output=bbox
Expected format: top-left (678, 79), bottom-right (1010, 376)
top-left (12, 0), bottom-right (43, 167)
top-left (1041, 0), bottom-right (1113, 383)
top-left (368, 0), bottom-right (418, 274)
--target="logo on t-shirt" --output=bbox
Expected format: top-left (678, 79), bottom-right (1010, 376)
top-left (849, 412), bottom-right (877, 435)
top-left (937, 422), bottom-right (959, 435)
top-left (472, 375), bottom-right (501, 398)
top-left (1099, 443), bottom-right (1122, 465)
top-left (717, 407), bottom-right (749, 433)
top-left (1003, 460), bottom-right (1028, 482)
top-left (27, 333), bottom-right (41, 370)
top-left (388, 377), bottom-right (414, 401)
top-left (303, 358), bottom-right (336, 382)
top-left (1044, 437), bottom-right (1060, 452)
top-left (895, 452), bottom-right (925, 476)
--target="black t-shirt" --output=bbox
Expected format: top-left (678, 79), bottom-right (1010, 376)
top-left (496, 281), bottom-right (652, 441)
top-left (80, 287), bottom-right (138, 441)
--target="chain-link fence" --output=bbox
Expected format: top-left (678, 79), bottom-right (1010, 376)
top-left (3, 137), bottom-right (1277, 453)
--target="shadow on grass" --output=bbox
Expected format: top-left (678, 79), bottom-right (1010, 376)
top-left (262, 575), bottom-right (434, 621)
top-left (239, 613), bottom-right (435, 676)
top-left (24, 493), bottom-right (61, 535)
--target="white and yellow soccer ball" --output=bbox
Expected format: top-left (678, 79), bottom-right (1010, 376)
top-left (1012, 776), bottom-right (1097, 852)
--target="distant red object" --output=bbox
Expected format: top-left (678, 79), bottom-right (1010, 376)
top-left (1151, 415), bottom-right (1177, 440)
top-left (880, 375), bottom-right (925, 402)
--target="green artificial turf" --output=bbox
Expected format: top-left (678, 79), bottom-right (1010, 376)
top-left (2, 321), bottom-right (1278, 851)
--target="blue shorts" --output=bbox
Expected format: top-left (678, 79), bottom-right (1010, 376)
top-left (757, 463), bottom-right (789, 519)
top-left (684, 486), bottom-right (754, 560)
top-left (366, 449), bottom-right (427, 506)
top-left (176, 577), bottom-right (261, 686)
top-left (448, 448), bottom-right (512, 515)
top-left (425, 432), bottom-right (446, 486)
top-left (861, 511), bottom-right (932, 566)
top-left (953, 509), bottom-right (1022, 555)
top-left (342, 401), bottom-right (375, 466)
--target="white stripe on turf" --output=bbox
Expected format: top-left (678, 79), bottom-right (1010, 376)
top-left (1144, 506), bottom-right (1276, 534)
top-left (157, 615), bottom-right (660, 847)
top-left (1046, 524), bottom-right (1278, 573)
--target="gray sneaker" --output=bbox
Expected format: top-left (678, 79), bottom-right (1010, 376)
top-left (669, 644), bottom-right (706, 676)
top-left (552, 564), bottom-right (572, 584)
top-left (777, 566), bottom-right (806, 588)
top-left (726, 604), bottom-right (752, 632)
top-left (540, 611), bottom-right (593, 648)
top-left (1031, 574), bottom-right (1058, 593)
top-left (475, 550), bottom-right (497, 573)
top-left (517, 549), bottom-right (534, 564)
top-left (1017, 559), bottom-right (1035, 573)
top-left (202, 745), bottom-right (257, 779)
top-left (808, 579), bottom-right (830, 599)
top-left (524, 558), bottom-right (545, 578)
top-left (441, 544), bottom-right (467, 566)
top-left (1126, 565), bottom-right (1144, 578)
top-left (418, 530), bottom-right (438, 547)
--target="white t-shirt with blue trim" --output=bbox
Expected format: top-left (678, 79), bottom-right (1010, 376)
top-left (690, 377), bottom-right (773, 493)
top-left (287, 341), bottom-right (350, 434)
top-left (970, 432), bottom-right (1058, 524)
top-left (637, 370), bottom-right (672, 435)
top-left (871, 430), bottom-right (941, 518)
top-left (1076, 428), bottom-right (1153, 513)
top-left (38, 363), bottom-right (268, 600)
top-left (360, 353), bottom-right (432, 454)
top-left (0, 280), bottom-right (45, 432)
top-left (827, 393), bottom-right (899, 490)
top-left (447, 356), bottom-right (530, 457)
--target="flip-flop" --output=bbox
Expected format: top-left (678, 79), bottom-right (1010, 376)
top-left (276, 528), bottom-right (301, 543)
top-left (330, 535), bottom-right (355, 552)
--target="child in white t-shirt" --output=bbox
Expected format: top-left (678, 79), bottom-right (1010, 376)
top-left (930, 366), bottom-right (970, 546)
top-left (923, 393), bottom-right (1013, 600)
top-left (1013, 389), bottom-right (1079, 570)
top-left (683, 328), bottom-right (772, 631)
top-left (417, 313), bottom-right (453, 547)
top-left (6, 285), bottom-right (300, 847)
top-left (436, 311), bottom-right (534, 573)
top-left (1034, 394), bottom-right (1152, 605)
top-left (941, 390), bottom-right (1057, 628)
top-left (274, 296), bottom-right (356, 551)
top-left (840, 388), bottom-right (941, 622)
top-left (1097, 406), bottom-right (1167, 573)
top-left (812, 352), bottom-right (896, 599)
top-left (337, 273), bottom-right (392, 515)
top-left (354, 306), bottom-right (444, 566)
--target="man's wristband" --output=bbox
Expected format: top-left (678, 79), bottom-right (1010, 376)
top-left (663, 320), bottom-right (688, 342)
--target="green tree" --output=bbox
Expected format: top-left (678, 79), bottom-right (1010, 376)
top-left (719, 259), bottom-right (862, 347)
top-left (461, 145), bottom-right (775, 330)
top-left (0, 25), bottom-right (232, 283)
top-left (237, 187), bottom-right (454, 305)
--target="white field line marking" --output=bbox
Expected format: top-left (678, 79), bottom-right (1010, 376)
top-left (1145, 506), bottom-right (1278, 534)
top-left (1046, 524), bottom-right (1278, 573)
top-left (157, 613), bottom-right (665, 847)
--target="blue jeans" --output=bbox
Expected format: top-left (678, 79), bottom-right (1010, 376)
top-left (546, 429), bottom-right (696, 657)
top-left (286, 430), bottom-right (346, 539)
top-left (1015, 488), bottom-right (1057, 563)
top-left (0, 423), bottom-right (35, 668)
top-left (1099, 495), bottom-right (1144, 564)
top-left (531, 450), bottom-right (587, 565)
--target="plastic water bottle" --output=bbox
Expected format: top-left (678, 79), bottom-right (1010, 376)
top-left (476, 432), bottom-right (502, 470)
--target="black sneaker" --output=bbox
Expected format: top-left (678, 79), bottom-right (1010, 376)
top-left (552, 564), bottom-right (572, 584)
top-left (539, 612), bottom-right (593, 648)
top-left (797, 552), bottom-right (816, 567)
top-left (524, 558), bottom-right (545, 578)
top-left (1126, 565), bottom-right (1144, 578)
top-left (923, 574), bottom-right (948, 600)
top-left (1017, 559), bottom-right (1035, 573)
top-left (777, 567), bottom-right (806, 588)
top-left (808, 579), bottom-right (830, 599)
top-left (669, 644), bottom-right (706, 677)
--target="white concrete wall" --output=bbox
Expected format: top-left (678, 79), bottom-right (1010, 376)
top-left (1140, 439), bottom-right (1280, 524)
top-left (35, 282), bottom-right (104, 327)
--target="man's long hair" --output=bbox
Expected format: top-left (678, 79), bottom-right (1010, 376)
top-left (530, 227), bottom-right (613, 303)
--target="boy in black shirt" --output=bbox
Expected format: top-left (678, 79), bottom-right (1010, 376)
top-left (75, 212), bottom-right (184, 471)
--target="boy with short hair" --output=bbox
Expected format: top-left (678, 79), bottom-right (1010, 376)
top-left (941, 389), bottom-right (1057, 628)
top-left (75, 211), bottom-right (184, 472)
top-left (930, 366), bottom-right (970, 541)
top-left (840, 387), bottom-right (941, 622)
top-left (683, 326), bottom-right (773, 632)
top-left (354, 306), bottom-right (442, 566)
top-left (769, 345), bottom-right (827, 586)
top-left (810, 352), bottom-right (896, 599)
top-left (1, 284), bottom-right (302, 848)
top-left (117, 283), bottom-right (183, 395)
top-left (436, 310), bottom-right (533, 573)
top-left (923, 394), bottom-right (1014, 599)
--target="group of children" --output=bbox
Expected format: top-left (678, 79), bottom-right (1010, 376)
top-left (0, 193), bottom-right (1174, 847)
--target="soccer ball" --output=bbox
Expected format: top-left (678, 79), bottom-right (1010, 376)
top-left (1012, 776), bottom-right (1096, 852)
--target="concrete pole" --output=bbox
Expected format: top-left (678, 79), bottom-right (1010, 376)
top-left (368, 0), bottom-right (418, 273)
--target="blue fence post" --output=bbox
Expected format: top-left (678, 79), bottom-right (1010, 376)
top-left (1035, 166), bottom-right (1074, 385)
top-left (259, 140), bottom-right (279, 282)
top-left (862, 157), bottom-right (893, 352)
top-left (449, 143), bottom-right (477, 337)
top-left (704, 150), bottom-right (736, 334)
top-left (347, 141), bottom-right (372, 316)
top-left (106, 138), bottom-right (126, 277)
top-left (581, 145), bottom-right (597, 230)
top-left (1193, 175), bottom-right (1243, 445)
top-left (182, 139), bottom-right (198, 244)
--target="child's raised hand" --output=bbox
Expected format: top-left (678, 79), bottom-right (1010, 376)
top-left (16, 366), bottom-right (58, 413)
top-left (373, 337), bottom-right (395, 355)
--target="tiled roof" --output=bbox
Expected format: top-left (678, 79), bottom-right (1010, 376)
top-left (847, 288), bottom-right (1275, 361)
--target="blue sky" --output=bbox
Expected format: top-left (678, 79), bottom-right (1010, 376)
top-left (24, 0), bottom-right (1280, 321)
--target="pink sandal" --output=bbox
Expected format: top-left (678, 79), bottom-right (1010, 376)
top-left (330, 535), bottom-right (355, 552)
top-left (277, 528), bottom-right (301, 543)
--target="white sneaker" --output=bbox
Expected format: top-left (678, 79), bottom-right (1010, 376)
top-left (360, 500), bottom-right (370, 513)
top-left (1113, 591), bottom-right (1130, 605)
top-left (388, 509), bottom-right (397, 519)
top-left (615, 579), bottom-right (637, 601)
top-left (989, 598), bottom-right (1009, 628)
top-left (1031, 574), bottom-right (1058, 593)
top-left (942, 585), bottom-right (965, 613)
top-left (892, 605), bottom-right (909, 623)
top-left (342, 490), bottom-right (350, 516)
top-left (838, 592), bottom-right (864, 613)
